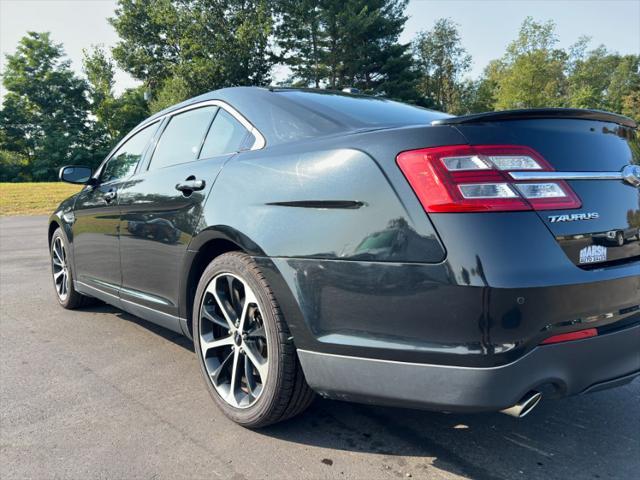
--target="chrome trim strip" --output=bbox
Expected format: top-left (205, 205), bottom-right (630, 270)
top-left (509, 171), bottom-right (623, 181)
top-left (102, 100), bottom-right (264, 170)
top-left (76, 281), bottom-right (187, 323)
top-left (75, 280), bottom-right (119, 300)
top-left (159, 100), bottom-right (265, 150)
top-left (119, 285), bottom-right (172, 306)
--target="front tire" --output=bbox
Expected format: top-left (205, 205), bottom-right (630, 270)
top-left (50, 228), bottom-right (94, 309)
top-left (193, 252), bottom-right (314, 427)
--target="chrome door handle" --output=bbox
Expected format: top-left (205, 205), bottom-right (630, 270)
top-left (175, 179), bottom-right (206, 192)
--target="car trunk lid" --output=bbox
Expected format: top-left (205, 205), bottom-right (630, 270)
top-left (447, 113), bottom-right (639, 268)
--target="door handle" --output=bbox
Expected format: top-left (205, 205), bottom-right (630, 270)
top-left (175, 179), bottom-right (206, 192)
top-left (104, 190), bottom-right (117, 203)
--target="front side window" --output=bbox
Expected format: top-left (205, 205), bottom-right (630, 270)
top-left (149, 107), bottom-right (217, 170)
top-left (200, 109), bottom-right (250, 159)
top-left (101, 123), bottom-right (157, 183)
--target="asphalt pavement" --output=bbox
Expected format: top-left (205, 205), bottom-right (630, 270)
top-left (1, 215), bottom-right (638, 480)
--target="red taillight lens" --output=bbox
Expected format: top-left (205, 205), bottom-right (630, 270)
top-left (396, 145), bottom-right (581, 213)
top-left (540, 328), bottom-right (597, 345)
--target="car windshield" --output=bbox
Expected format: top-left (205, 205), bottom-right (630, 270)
top-left (276, 90), bottom-right (451, 128)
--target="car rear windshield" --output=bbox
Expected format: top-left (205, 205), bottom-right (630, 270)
top-left (276, 90), bottom-right (450, 128)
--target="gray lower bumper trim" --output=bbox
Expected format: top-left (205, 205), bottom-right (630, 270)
top-left (297, 324), bottom-right (640, 412)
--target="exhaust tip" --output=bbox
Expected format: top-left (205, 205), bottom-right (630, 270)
top-left (501, 391), bottom-right (542, 418)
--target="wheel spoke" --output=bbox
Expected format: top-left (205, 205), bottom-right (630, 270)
top-left (227, 348), bottom-right (241, 406)
top-left (244, 353), bottom-right (258, 397)
top-left (210, 349), bottom-right (234, 385)
top-left (52, 257), bottom-right (63, 267)
top-left (53, 243), bottom-right (63, 264)
top-left (244, 343), bottom-right (268, 382)
top-left (238, 294), bottom-right (253, 333)
top-left (200, 334), bottom-right (234, 355)
top-left (201, 304), bottom-right (229, 329)
top-left (209, 281), bottom-right (237, 330)
top-left (54, 269), bottom-right (65, 281)
top-left (227, 276), bottom-right (240, 314)
top-left (246, 324), bottom-right (265, 339)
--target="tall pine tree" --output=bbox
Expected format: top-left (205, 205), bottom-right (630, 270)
top-left (275, 0), bottom-right (417, 101)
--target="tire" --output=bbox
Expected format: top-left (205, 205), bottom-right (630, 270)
top-left (193, 252), bottom-right (315, 427)
top-left (50, 228), bottom-right (95, 309)
top-left (616, 231), bottom-right (624, 247)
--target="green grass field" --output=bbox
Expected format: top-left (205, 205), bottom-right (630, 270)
top-left (0, 182), bottom-right (82, 216)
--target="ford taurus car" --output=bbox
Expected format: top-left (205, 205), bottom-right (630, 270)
top-left (49, 87), bottom-right (640, 427)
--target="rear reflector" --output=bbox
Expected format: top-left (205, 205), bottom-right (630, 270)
top-left (396, 145), bottom-right (582, 213)
top-left (540, 328), bottom-right (598, 345)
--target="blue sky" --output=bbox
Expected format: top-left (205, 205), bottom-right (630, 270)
top-left (1, 0), bottom-right (639, 97)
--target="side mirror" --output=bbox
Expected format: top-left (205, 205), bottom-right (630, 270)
top-left (59, 166), bottom-right (94, 185)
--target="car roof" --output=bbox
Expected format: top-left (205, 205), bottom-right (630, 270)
top-left (142, 86), bottom-right (451, 146)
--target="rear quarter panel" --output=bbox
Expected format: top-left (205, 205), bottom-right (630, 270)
top-left (192, 126), bottom-right (467, 263)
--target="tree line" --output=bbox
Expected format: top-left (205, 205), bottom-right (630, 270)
top-left (1, 0), bottom-right (638, 182)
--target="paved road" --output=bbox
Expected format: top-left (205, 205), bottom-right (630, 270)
top-left (1, 215), bottom-right (639, 480)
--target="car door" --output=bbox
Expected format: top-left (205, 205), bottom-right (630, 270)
top-left (117, 103), bottom-right (256, 331)
top-left (72, 122), bottom-right (159, 300)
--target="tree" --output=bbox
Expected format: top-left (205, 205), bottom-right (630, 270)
top-left (491, 18), bottom-right (568, 109)
top-left (275, 0), bottom-right (417, 101)
top-left (274, 0), bottom-right (328, 88)
top-left (0, 150), bottom-right (29, 182)
top-left (0, 32), bottom-right (92, 180)
top-left (334, 0), bottom-right (415, 99)
top-left (607, 55), bottom-right (640, 120)
top-left (566, 39), bottom-right (640, 120)
top-left (110, 0), bottom-right (274, 110)
top-left (82, 46), bottom-right (149, 146)
top-left (412, 18), bottom-right (471, 113)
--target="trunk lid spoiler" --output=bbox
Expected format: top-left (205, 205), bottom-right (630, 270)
top-left (433, 108), bottom-right (637, 129)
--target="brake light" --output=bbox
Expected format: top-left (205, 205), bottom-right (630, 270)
top-left (540, 328), bottom-right (597, 345)
top-left (396, 145), bottom-right (581, 213)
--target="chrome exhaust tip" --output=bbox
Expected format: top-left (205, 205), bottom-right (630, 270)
top-left (500, 391), bottom-right (542, 418)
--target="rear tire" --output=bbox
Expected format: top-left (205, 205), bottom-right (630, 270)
top-left (50, 228), bottom-right (95, 309)
top-left (193, 252), bottom-right (315, 427)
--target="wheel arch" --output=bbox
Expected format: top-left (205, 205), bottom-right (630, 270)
top-left (48, 219), bottom-right (60, 247)
top-left (181, 226), bottom-right (266, 337)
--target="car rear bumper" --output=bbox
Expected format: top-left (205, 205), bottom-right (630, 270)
top-left (297, 323), bottom-right (640, 412)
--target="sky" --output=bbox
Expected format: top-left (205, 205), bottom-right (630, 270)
top-left (1, 0), bottom-right (639, 99)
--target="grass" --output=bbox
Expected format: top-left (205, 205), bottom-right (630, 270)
top-left (0, 182), bottom-right (82, 216)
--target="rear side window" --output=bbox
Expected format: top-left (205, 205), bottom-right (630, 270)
top-left (200, 109), bottom-right (249, 159)
top-left (149, 107), bottom-right (217, 170)
top-left (101, 122), bottom-right (157, 182)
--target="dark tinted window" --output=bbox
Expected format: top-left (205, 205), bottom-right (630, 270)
top-left (278, 91), bottom-right (450, 126)
top-left (150, 107), bottom-right (217, 170)
top-left (102, 123), bottom-right (157, 182)
top-left (200, 109), bottom-right (249, 158)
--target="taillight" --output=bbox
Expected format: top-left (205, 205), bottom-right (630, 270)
top-left (396, 145), bottom-right (581, 213)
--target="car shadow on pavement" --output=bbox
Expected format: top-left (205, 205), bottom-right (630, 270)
top-left (80, 302), bottom-right (639, 480)
top-left (259, 392), bottom-right (640, 479)
top-left (258, 383), bottom-right (639, 480)
top-left (81, 302), bottom-right (195, 352)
